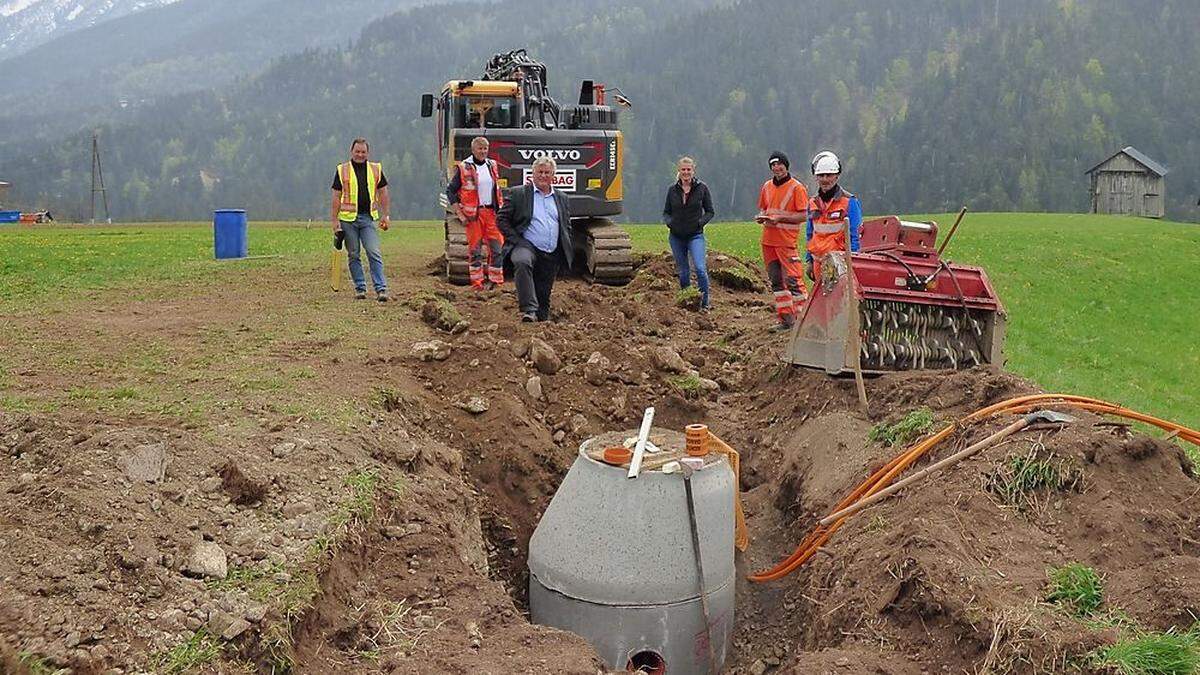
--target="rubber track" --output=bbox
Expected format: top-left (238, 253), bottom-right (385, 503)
top-left (444, 217), bottom-right (470, 285)
top-left (577, 217), bottom-right (634, 286)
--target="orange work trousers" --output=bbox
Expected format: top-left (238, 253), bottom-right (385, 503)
top-left (762, 244), bottom-right (807, 321)
top-left (466, 207), bottom-right (505, 289)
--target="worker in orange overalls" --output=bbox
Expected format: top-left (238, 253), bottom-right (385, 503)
top-left (756, 151), bottom-right (810, 331)
top-left (805, 151), bottom-right (861, 282)
top-left (446, 136), bottom-right (505, 290)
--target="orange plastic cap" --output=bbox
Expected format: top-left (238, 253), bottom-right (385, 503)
top-left (602, 446), bottom-right (633, 465)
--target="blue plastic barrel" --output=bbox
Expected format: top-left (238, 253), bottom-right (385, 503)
top-left (213, 209), bottom-right (248, 259)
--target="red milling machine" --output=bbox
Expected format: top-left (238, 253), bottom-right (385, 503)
top-left (784, 215), bottom-right (1007, 374)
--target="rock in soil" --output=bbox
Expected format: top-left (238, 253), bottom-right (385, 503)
top-left (525, 376), bottom-right (544, 400)
top-left (118, 442), bottom-right (167, 483)
top-left (529, 338), bottom-right (561, 375)
top-left (650, 346), bottom-right (689, 374)
top-left (183, 541), bottom-right (228, 579)
top-left (584, 352), bottom-right (610, 386)
top-left (411, 339), bottom-right (452, 361)
top-left (456, 396), bottom-right (489, 414)
top-left (281, 500), bottom-right (314, 518)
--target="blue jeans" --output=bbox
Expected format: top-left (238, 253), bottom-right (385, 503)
top-left (668, 232), bottom-right (710, 307)
top-left (341, 214), bottom-right (387, 293)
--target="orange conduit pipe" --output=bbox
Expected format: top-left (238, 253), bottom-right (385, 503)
top-left (748, 393), bottom-right (1200, 583)
top-left (708, 432), bottom-right (750, 553)
top-left (687, 424), bottom-right (750, 552)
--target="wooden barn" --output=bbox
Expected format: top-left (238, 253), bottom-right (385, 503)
top-left (1085, 146), bottom-right (1167, 218)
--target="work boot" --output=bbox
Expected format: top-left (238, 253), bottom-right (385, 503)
top-left (377, 291), bottom-right (390, 303)
top-left (773, 317), bottom-right (795, 333)
top-left (354, 290), bottom-right (367, 300)
top-left (520, 313), bottom-right (537, 323)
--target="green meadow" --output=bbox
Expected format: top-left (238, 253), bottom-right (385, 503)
top-left (0, 213), bottom-right (1196, 429)
top-left (0, 221), bottom-right (442, 308)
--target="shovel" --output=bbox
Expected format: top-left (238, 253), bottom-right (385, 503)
top-left (330, 229), bottom-right (345, 291)
top-left (819, 409), bottom-right (1075, 526)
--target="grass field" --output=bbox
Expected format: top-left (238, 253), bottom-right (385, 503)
top-left (0, 213), bottom-right (1197, 429)
top-left (0, 221), bottom-right (444, 309)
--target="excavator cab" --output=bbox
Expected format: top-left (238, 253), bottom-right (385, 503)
top-left (423, 81), bottom-right (524, 178)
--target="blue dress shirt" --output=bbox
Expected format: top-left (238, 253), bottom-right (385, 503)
top-left (526, 187), bottom-right (560, 253)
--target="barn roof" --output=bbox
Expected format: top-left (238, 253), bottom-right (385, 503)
top-left (1086, 146), bottom-right (1168, 177)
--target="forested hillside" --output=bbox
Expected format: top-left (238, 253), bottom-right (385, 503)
top-left (2, 0), bottom-right (1197, 223)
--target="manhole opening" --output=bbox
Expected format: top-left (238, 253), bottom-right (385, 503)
top-left (627, 649), bottom-right (667, 674)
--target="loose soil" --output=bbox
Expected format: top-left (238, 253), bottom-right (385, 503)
top-left (1, 249), bottom-right (1197, 674)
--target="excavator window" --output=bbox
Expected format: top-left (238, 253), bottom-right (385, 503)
top-left (452, 96), bottom-right (519, 129)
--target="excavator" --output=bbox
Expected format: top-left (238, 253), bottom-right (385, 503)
top-left (421, 49), bottom-right (634, 285)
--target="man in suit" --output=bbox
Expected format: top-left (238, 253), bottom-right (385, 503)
top-left (497, 156), bottom-right (574, 322)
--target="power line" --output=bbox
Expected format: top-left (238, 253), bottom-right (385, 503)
top-left (91, 131), bottom-right (111, 224)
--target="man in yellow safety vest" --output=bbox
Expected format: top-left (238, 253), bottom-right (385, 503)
top-left (331, 137), bottom-right (391, 301)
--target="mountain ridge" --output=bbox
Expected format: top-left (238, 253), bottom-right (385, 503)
top-left (0, 0), bottom-right (179, 57)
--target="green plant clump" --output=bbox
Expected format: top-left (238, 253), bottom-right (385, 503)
top-left (671, 373), bottom-right (703, 393)
top-left (709, 264), bottom-right (762, 292)
top-left (986, 451), bottom-right (1084, 510)
top-left (1046, 562), bottom-right (1104, 618)
top-left (17, 652), bottom-right (69, 675)
top-left (151, 629), bottom-right (222, 674)
top-left (674, 285), bottom-right (702, 310)
top-left (869, 407), bottom-right (935, 447)
top-left (1092, 625), bottom-right (1200, 675)
top-left (409, 291), bottom-right (463, 332)
top-left (373, 386), bottom-right (402, 412)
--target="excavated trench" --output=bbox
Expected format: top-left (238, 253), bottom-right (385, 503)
top-left (285, 258), bottom-right (1200, 673)
top-left (438, 369), bottom-right (882, 672)
top-left (432, 361), bottom-right (1198, 672)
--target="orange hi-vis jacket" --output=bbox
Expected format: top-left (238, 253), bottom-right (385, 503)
top-left (456, 158), bottom-right (504, 219)
top-left (758, 176), bottom-right (809, 248)
top-left (337, 161), bottom-right (382, 222)
top-left (806, 188), bottom-right (860, 260)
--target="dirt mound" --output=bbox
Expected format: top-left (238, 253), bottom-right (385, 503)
top-left (218, 461), bottom-right (270, 505)
top-left (289, 470), bottom-right (600, 673)
top-left (726, 367), bottom-right (1199, 671)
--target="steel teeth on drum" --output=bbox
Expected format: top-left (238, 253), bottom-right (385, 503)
top-left (859, 300), bottom-right (989, 372)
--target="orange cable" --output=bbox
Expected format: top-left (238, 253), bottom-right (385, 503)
top-left (748, 393), bottom-right (1199, 582)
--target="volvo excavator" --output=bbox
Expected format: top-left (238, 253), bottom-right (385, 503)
top-left (421, 49), bottom-right (634, 285)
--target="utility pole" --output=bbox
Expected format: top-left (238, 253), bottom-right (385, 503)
top-left (91, 131), bottom-right (111, 224)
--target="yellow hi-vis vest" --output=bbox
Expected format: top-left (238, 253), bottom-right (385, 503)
top-left (337, 161), bottom-right (382, 222)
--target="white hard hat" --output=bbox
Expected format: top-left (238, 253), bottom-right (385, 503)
top-left (811, 151), bottom-right (841, 175)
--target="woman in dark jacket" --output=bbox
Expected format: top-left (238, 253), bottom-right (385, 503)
top-left (662, 156), bottom-right (716, 309)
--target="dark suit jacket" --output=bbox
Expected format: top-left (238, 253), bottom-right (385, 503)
top-left (496, 183), bottom-right (574, 269)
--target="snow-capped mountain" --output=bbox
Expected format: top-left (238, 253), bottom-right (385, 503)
top-left (0, 0), bottom-right (179, 56)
